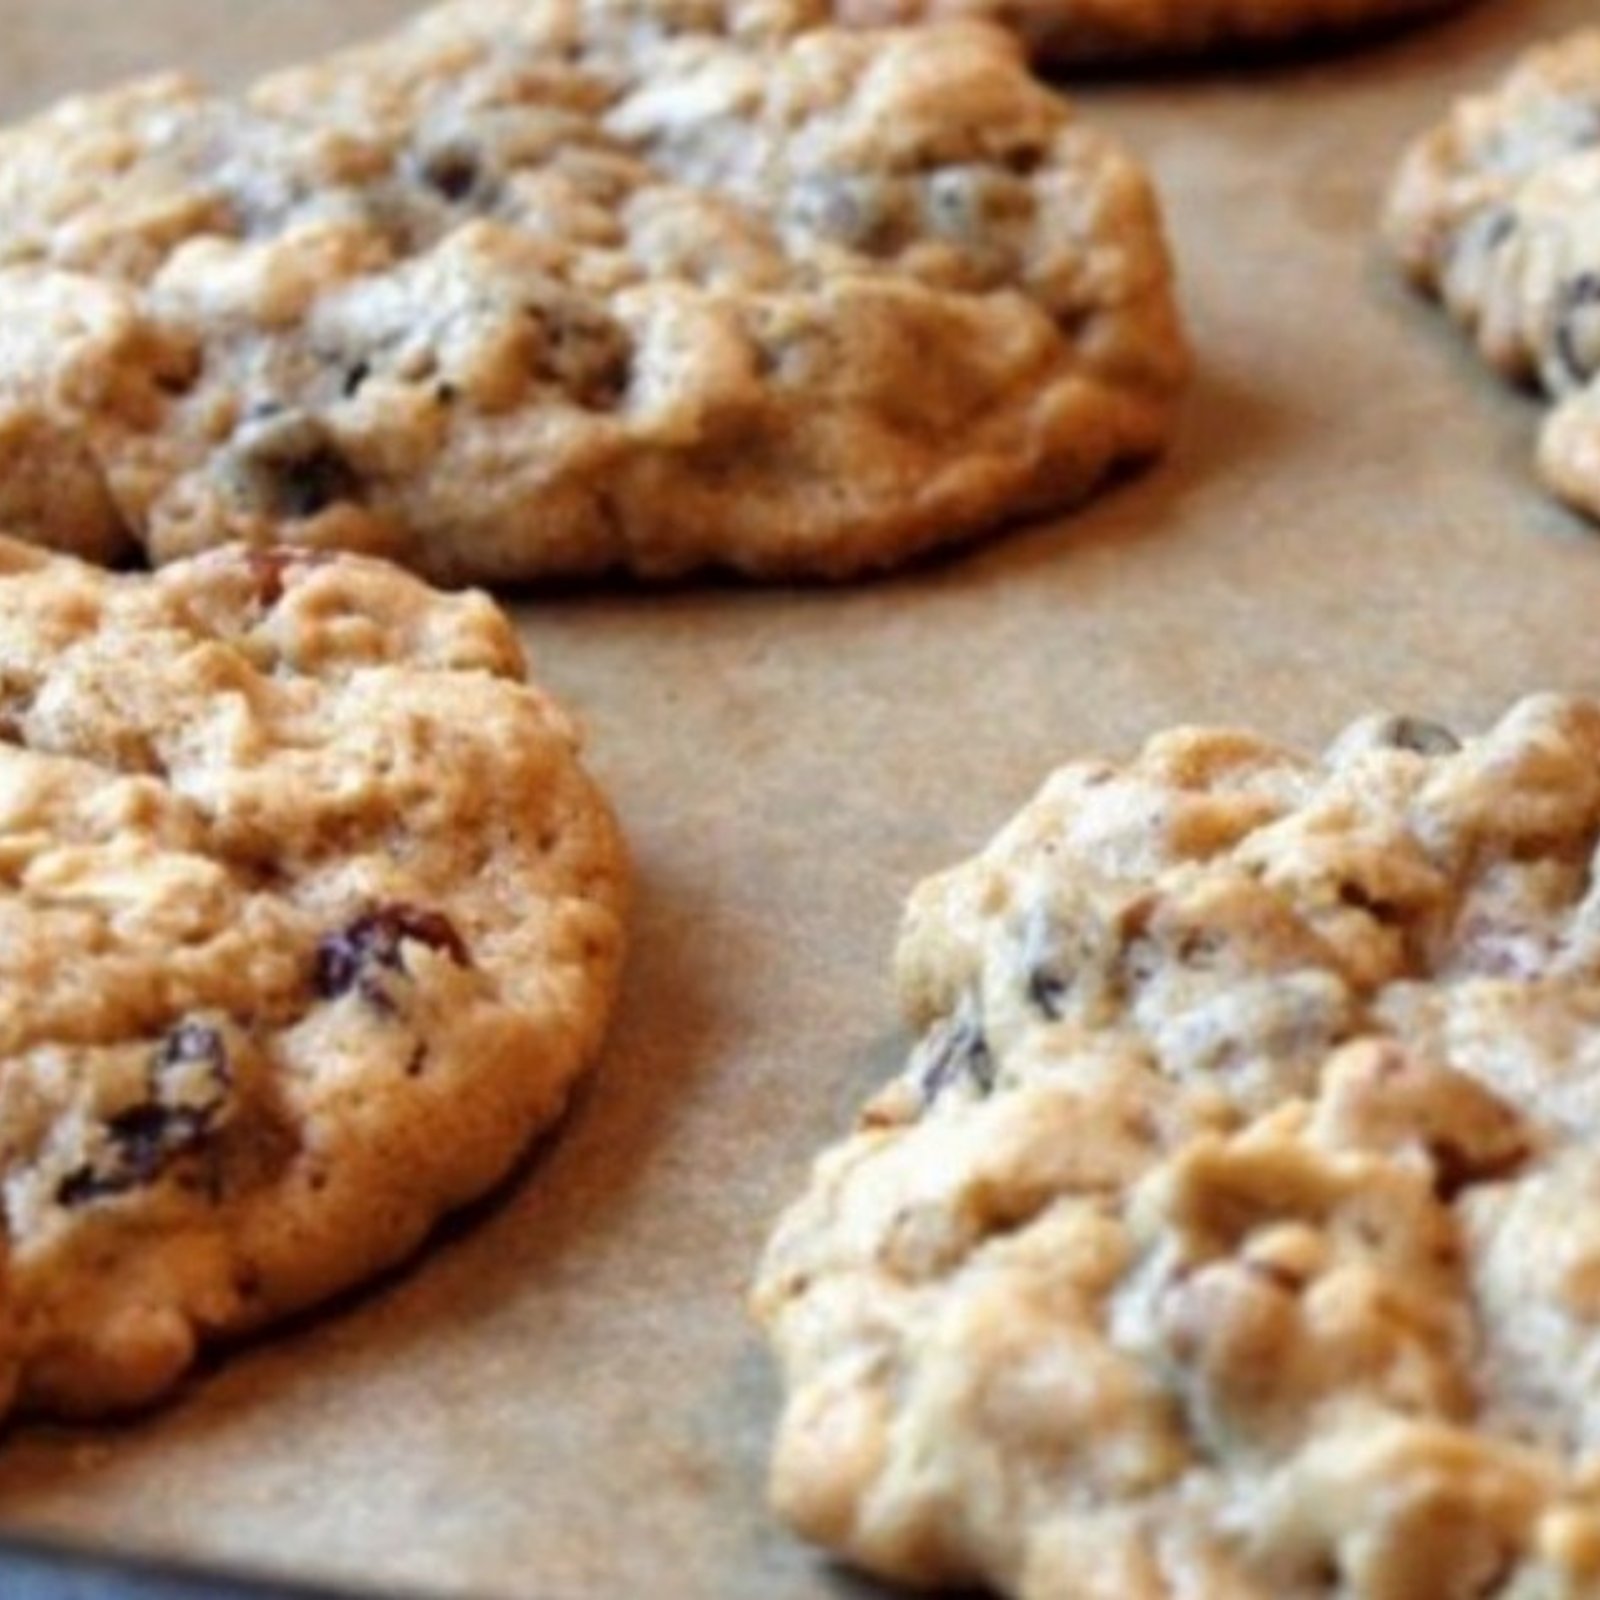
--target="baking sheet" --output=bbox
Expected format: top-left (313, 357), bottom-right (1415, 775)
top-left (0, 1), bottom-right (1596, 1595)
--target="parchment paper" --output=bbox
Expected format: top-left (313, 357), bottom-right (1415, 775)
top-left (0, 1), bottom-right (1595, 1595)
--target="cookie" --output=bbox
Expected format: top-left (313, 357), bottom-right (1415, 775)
top-left (834, 0), bottom-right (1468, 65)
top-left (0, 0), bottom-right (1185, 586)
top-left (1386, 32), bottom-right (1600, 526)
top-left (0, 535), bottom-right (627, 1421)
top-left (753, 698), bottom-right (1600, 1599)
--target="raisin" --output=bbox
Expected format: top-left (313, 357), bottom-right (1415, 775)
top-left (224, 411), bottom-right (360, 521)
top-left (1555, 272), bottom-right (1600, 388)
top-left (315, 904), bottom-right (471, 1010)
top-left (1373, 715), bottom-right (1461, 757)
top-left (1020, 905), bottom-right (1072, 1020)
top-left (417, 140), bottom-right (490, 205)
top-left (56, 1022), bottom-right (232, 1207)
top-left (1027, 968), bottom-right (1067, 1019)
top-left (916, 1006), bottom-right (994, 1105)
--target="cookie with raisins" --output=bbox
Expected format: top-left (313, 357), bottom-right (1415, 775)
top-left (0, 536), bottom-right (626, 1420)
top-left (0, 0), bottom-right (1184, 585)
top-left (1387, 32), bottom-right (1600, 528)
top-left (754, 697), bottom-right (1600, 1599)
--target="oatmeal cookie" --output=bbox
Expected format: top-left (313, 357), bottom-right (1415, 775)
top-left (0, 0), bottom-right (1184, 583)
top-left (754, 699), bottom-right (1600, 1599)
top-left (0, 535), bottom-right (627, 1420)
top-left (1387, 32), bottom-right (1600, 526)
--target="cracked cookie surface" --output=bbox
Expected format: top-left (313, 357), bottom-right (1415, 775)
top-left (0, 0), bottom-right (1184, 584)
top-left (1387, 32), bottom-right (1600, 527)
top-left (832, 0), bottom-right (1469, 64)
top-left (0, 535), bottom-right (627, 1421)
top-left (753, 698), bottom-right (1600, 1600)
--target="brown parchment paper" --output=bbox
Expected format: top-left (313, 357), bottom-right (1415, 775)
top-left (0, 1), bottom-right (1596, 1595)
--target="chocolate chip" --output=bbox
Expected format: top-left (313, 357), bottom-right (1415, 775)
top-left (1374, 716), bottom-right (1461, 756)
top-left (917, 1005), bottom-right (994, 1105)
top-left (56, 1022), bottom-right (233, 1207)
top-left (315, 903), bottom-right (471, 1010)
top-left (224, 411), bottom-right (360, 521)
top-left (342, 361), bottom-right (372, 399)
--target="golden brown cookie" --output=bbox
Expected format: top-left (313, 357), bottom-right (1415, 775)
top-left (0, 535), bottom-right (627, 1420)
top-left (0, 0), bottom-right (1185, 584)
top-left (755, 699), bottom-right (1600, 1600)
top-left (1387, 31), bottom-right (1600, 527)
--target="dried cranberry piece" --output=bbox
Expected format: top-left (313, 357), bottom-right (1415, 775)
top-left (315, 904), bottom-right (471, 1009)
